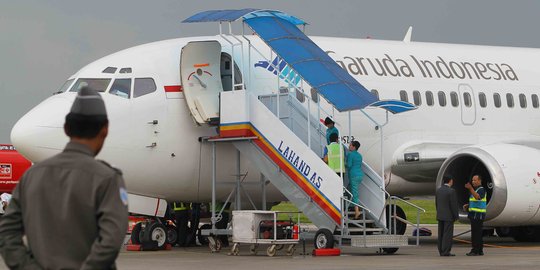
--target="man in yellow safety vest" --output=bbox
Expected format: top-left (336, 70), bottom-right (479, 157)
top-left (464, 175), bottom-right (487, 256)
top-left (172, 202), bottom-right (189, 246)
top-left (323, 133), bottom-right (346, 177)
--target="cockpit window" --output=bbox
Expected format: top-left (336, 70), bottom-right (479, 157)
top-left (102, 67), bottom-right (117, 74)
top-left (109, 79), bottom-right (131, 99)
top-left (134, 78), bottom-right (156, 98)
top-left (59, 79), bottom-right (75, 92)
top-left (70, 78), bottom-right (111, 92)
top-left (120, 68), bottom-right (132, 74)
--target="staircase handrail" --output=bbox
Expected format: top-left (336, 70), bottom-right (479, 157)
top-left (362, 161), bottom-right (391, 199)
top-left (388, 196), bottom-right (426, 213)
top-left (387, 195), bottom-right (425, 246)
top-left (341, 187), bottom-right (388, 234)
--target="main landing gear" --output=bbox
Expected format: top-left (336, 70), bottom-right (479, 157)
top-left (131, 220), bottom-right (169, 250)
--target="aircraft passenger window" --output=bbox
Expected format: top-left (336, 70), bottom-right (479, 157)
top-left (438, 91), bottom-right (447, 107)
top-left (479, 92), bottom-right (487, 108)
top-left (399, 90), bottom-right (408, 102)
top-left (506, 93), bottom-right (514, 108)
top-left (425, 91), bottom-right (434, 106)
top-left (463, 93), bottom-right (472, 107)
top-left (413, 91), bottom-right (421, 106)
top-left (134, 78), bottom-right (157, 98)
top-left (450, 92), bottom-right (459, 107)
top-left (109, 79), bottom-right (131, 99)
top-left (371, 89), bottom-right (380, 100)
top-left (519, 94), bottom-right (527, 108)
top-left (532, 94), bottom-right (539, 108)
top-left (69, 78), bottom-right (111, 92)
top-left (102, 67), bottom-right (117, 74)
top-left (493, 93), bottom-right (501, 108)
top-left (295, 89), bottom-right (305, 103)
top-left (310, 88), bottom-right (319, 103)
top-left (58, 79), bottom-right (75, 93)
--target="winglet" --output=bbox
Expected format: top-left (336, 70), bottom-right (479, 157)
top-left (403, 26), bottom-right (413, 43)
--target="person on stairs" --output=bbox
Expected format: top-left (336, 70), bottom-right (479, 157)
top-left (324, 133), bottom-right (346, 178)
top-left (324, 117), bottom-right (339, 145)
top-left (346, 141), bottom-right (364, 219)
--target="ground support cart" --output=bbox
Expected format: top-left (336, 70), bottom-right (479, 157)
top-left (230, 210), bottom-right (300, 256)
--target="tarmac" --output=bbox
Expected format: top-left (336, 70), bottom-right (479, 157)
top-left (2, 224), bottom-right (540, 269)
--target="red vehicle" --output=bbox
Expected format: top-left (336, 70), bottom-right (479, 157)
top-left (0, 144), bottom-right (32, 193)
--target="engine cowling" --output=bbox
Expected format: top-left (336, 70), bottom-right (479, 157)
top-left (436, 143), bottom-right (540, 226)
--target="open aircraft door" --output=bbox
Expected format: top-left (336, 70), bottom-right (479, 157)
top-left (181, 41), bottom-right (223, 124)
top-left (458, 83), bottom-right (477, 125)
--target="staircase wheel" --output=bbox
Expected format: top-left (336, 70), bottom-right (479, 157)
top-left (286, 244), bottom-right (296, 256)
top-left (314, 228), bottom-right (334, 249)
top-left (229, 243), bottom-right (240, 256)
top-left (209, 236), bottom-right (223, 252)
top-left (250, 244), bottom-right (258, 255)
top-left (267, 244), bottom-right (277, 257)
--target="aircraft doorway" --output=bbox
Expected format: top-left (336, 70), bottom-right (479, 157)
top-left (220, 52), bottom-right (243, 91)
top-left (181, 41), bottom-right (223, 124)
top-left (180, 41), bottom-right (244, 125)
top-left (458, 84), bottom-right (476, 125)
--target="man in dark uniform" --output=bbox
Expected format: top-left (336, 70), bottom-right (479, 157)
top-left (435, 175), bottom-right (459, 256)
top-left (172, 201), bottom-right (189, 246)
top-left (0, 87), bottom-right (129, 269)
top-left (464, 175), bottom-right (487, 256)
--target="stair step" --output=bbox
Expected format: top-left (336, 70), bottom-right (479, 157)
top-left (345, 219), bottom-right (375, 224)
top-left (350, 235), bottom-right (409, 248)
top-left (344, 227), bottom-right (385, 233)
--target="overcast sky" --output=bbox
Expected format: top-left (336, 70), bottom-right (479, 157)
top-left (2, 0), bottom-right (540, 142)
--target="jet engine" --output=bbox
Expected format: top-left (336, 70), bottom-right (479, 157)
top-left (436, 143), bottom-right (540, 227)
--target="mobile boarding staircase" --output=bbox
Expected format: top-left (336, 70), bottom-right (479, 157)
top-left (219, 89), bottom-right (423, 254)
top-left (183, 9), bottom-right (424, 254)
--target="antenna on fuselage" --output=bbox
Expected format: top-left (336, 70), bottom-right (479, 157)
top-left (403, 26), bottom-right (413, 43)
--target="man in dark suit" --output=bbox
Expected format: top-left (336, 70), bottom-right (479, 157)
top-left (436, 175), bottom-right (459, 256)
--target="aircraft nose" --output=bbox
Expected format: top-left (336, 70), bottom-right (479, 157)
top-left (11, 95), bottom-right (73, 162)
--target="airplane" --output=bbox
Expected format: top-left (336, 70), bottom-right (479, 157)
top-left (9, 9), bottom-right (540, 247)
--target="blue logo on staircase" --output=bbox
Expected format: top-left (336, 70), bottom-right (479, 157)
top-left (255, 57), bottom-right (301, 86)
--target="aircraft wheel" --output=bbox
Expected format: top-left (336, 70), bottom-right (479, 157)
top-left (166, 225), bottom-right (178, 245)
top-left (142, 221), bottom-right (167, 248)
top-left (512, 226), bottom-right (540, 242)
top-left (386, 205), bottom-right (407, 235)
top-left (130, 222), bottom-right (144, 245)
top-left (198, 224), bottom-right (211, 246)
top-left (483, 228), bottom-right (495, 237)
top-left (267, 245), bottom-right (277, 257)
top-left (314, 228), bottom-right (334, 249)
top-left (496, 227), bottom-right (512, 237)
top-left (382, 247), bottom-right (399, 254)
top-left (250, 244), bottom-right (258, 255)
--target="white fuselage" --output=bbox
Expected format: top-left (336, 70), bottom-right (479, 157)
top-left (11, 35), bottom-right (540, 206)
